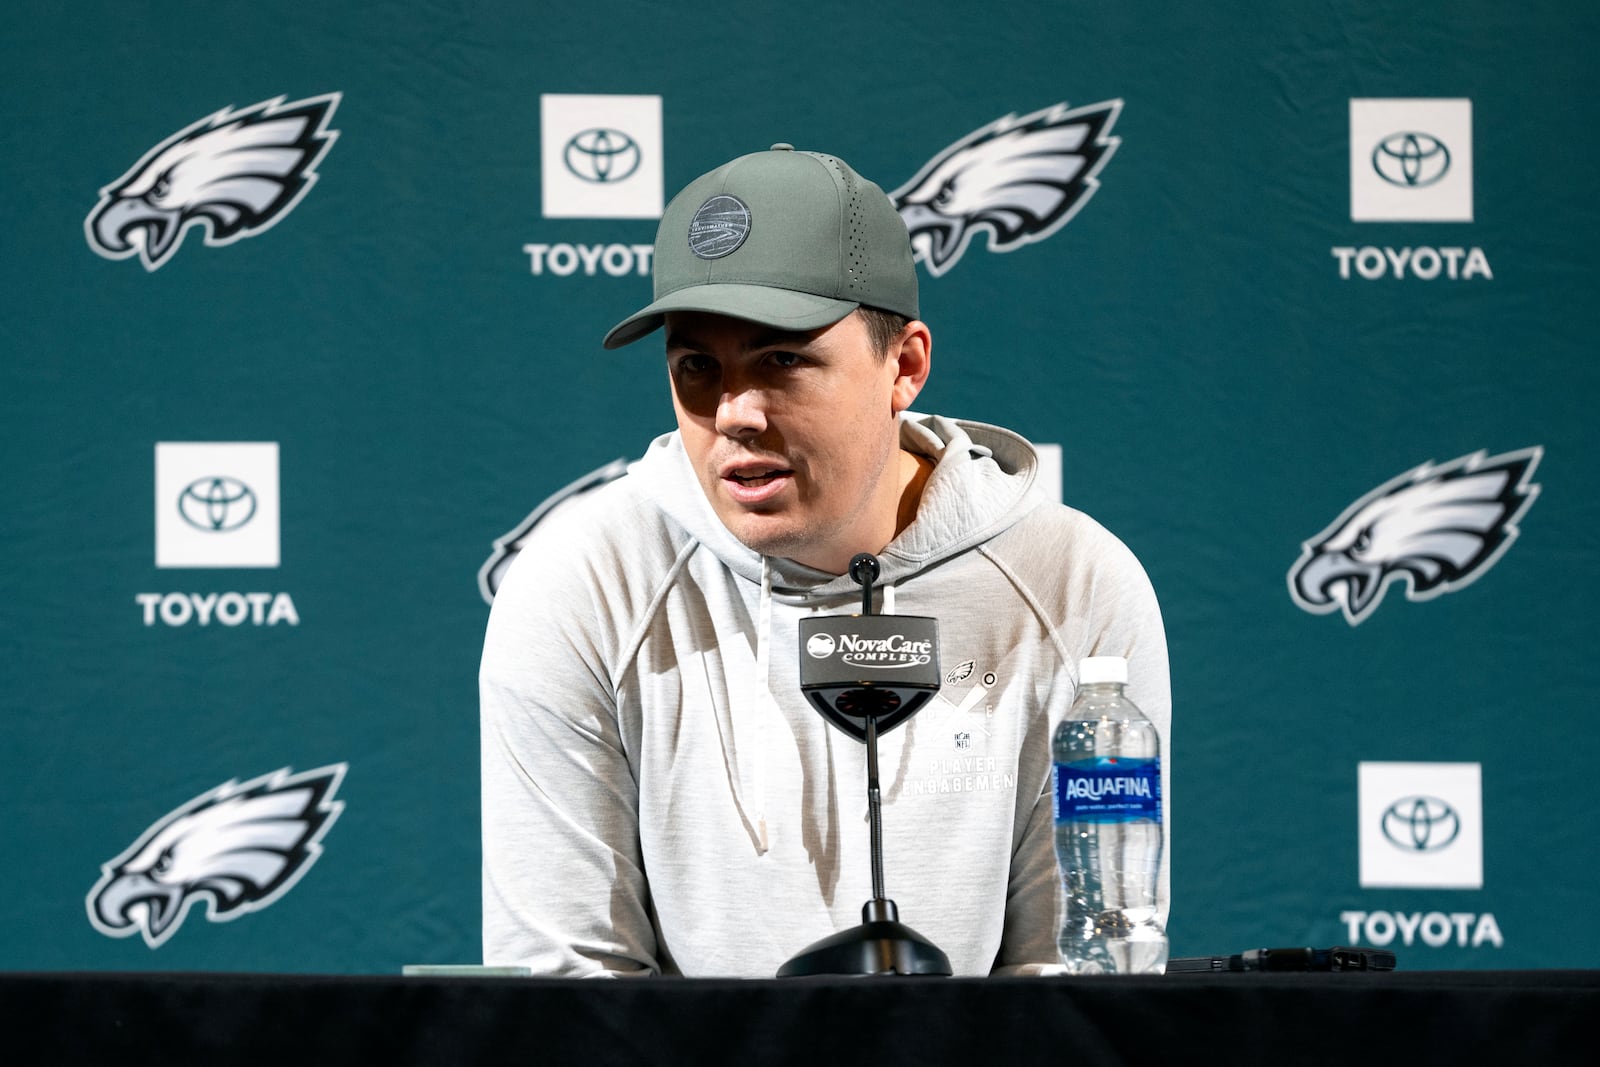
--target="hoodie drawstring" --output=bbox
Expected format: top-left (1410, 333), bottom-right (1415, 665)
top-left (746, 566), bottom-right (894, 856)
top-left (750, 557), bottom-right (774, 854)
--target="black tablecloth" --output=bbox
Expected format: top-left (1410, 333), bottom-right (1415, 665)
top-left (4, 969), bottom-right (1595, 1065)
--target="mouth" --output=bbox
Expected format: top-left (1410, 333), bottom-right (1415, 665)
top-left (727, 467), bottom-right (791, 486)
top-left (719, 463), bottom-right (795, 504)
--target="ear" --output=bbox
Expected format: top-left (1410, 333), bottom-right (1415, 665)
top-left (887, 320), bottom-right (932, 413)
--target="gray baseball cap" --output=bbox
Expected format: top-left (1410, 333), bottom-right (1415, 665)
top-left (602, 143), bottom-right (919, 349)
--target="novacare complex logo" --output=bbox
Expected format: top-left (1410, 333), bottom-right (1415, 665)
top-left (837, 633), bottom-right (934, 669)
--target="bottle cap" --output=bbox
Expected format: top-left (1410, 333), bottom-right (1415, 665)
top-left (1078, 656), bottom-right (1128, 685)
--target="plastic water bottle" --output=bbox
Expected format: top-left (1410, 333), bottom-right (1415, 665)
top-left (1052, 655), bottom-right (1167, 974)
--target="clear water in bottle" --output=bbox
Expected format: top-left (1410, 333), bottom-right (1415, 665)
top-left (1053, 655), bottom-right (1167, 974)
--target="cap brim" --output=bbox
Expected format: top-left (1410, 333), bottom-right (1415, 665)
top-left (601, 283), bottom-right (860, 350)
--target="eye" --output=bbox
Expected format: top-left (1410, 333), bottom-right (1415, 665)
top-left (151, 847), bottom-right (175, 877)
top-left (673, 353), bottom-right (713, 376)
top-left (1352, 528), bottom-right (1372, 555)
top-left (150, 171), bottom-right (174, 201)
top-left (932, 178), bottom-right (957, 209)
top-left (769, 351), bottom-right (803, 369)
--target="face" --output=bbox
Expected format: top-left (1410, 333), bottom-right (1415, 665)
top-left (664, 309), bottom-right (929, 574)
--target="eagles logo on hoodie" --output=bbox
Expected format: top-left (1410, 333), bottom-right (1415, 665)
top-left (86, 765), bottom-right (346, 948)
top-left (85, 93), bottom-right (341, 271)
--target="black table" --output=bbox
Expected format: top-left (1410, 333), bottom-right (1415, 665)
top-left (4, 969), bottom-right (1594, 1065)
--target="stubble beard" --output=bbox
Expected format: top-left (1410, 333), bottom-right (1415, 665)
top-left (712, 427), bottom-right (899, 571)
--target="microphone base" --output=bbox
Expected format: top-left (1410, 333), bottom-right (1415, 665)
top-left (776, 899), bottom-right (953, 977)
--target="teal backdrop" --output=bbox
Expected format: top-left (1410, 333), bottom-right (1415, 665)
top-left (4, 0), bottom-right (1596, 973)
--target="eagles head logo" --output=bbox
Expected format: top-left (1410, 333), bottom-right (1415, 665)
top-left (1289, 448), bottom-right (1543, 626)
top-left (890, 100), bottom-right (1121, 277)
top-left (86, 765), bottom-right (346, 948)
top-left (85, 93), bottom-right (341, 271)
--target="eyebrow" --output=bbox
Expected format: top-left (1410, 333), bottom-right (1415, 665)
top-left (664, 326), bottom-right (818, 354)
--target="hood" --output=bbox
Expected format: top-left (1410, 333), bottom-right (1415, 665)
top-left (632, 412), bottom-right (1048, 599)
top-left (629, 412), bottom-right (1047, 859)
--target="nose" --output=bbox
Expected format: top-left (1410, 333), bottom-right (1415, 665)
top-left (715, 383), bottom-right (768, 439)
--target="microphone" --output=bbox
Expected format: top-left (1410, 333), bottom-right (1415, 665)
top-left (779, 553), bottom-right (952, 977)
top-left (849, 551), bottom-right (880, 596)
top-left (797, 553), bottom-right (942, 742)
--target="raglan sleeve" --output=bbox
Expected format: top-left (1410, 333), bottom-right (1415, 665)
top-left (478, 517), bottom-right (658, 976)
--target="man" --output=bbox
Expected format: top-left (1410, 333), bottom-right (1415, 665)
top-left (481, 143), bottom-right (1169, 976)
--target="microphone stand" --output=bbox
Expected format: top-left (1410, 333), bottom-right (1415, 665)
top-left (777, 555), bottom-right (952, 977)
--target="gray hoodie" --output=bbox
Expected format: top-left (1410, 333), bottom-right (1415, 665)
top-left (481, 412), bottom-right (1170, 976)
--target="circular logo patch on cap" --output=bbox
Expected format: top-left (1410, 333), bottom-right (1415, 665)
top-left (688, 195), bottom-right (751, 259)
